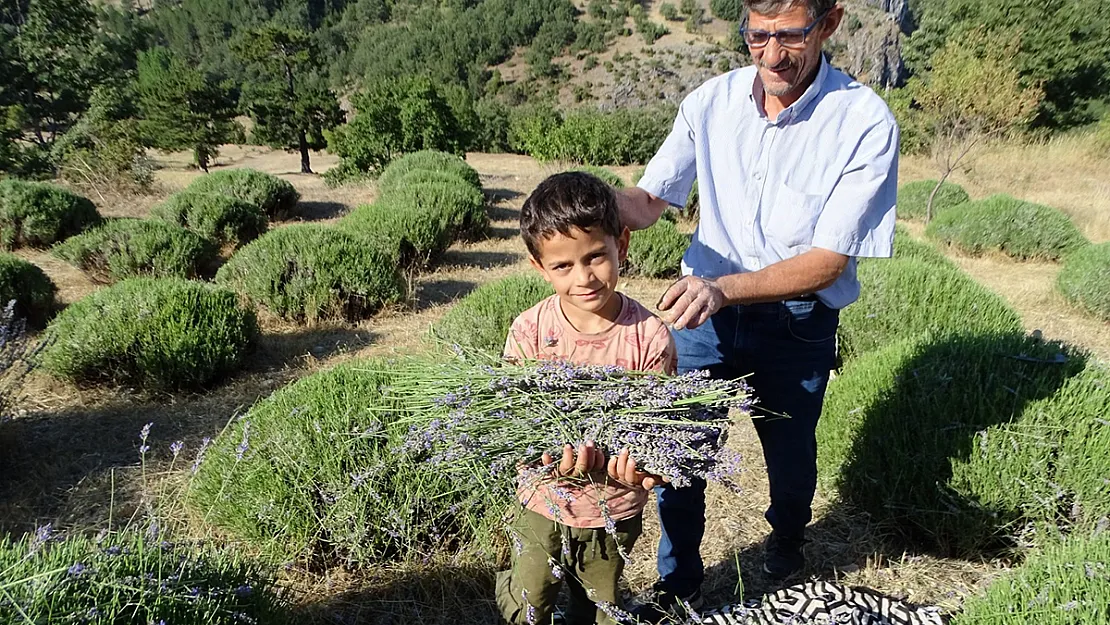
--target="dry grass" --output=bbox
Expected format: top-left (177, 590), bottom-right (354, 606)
top-left (7, 144), bottom-right (1104, 621)
top-left (901, 133), bottom-right (1110, 243)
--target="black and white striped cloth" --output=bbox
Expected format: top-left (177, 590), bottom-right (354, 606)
top-left (696, 581), bottom-right (944, 625)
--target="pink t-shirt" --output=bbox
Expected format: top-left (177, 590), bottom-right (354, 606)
top-left (503, 293), bottom-right (677, 528)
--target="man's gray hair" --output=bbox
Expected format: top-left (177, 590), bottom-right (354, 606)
top-left (742, 0), bottom-right (836, 20)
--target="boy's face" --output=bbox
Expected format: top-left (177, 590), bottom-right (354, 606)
top-left (530, 225), bottom-right (630, 319)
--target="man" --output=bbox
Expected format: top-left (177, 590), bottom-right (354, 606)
top-left (618, 0), bottom-right (899, 617)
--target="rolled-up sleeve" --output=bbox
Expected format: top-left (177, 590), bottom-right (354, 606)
top-left (636, 98), bottom-right (699, 208)
top-left (811, 120), bottom-right (899, 258)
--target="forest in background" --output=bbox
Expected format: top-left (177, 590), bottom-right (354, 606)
top-left (1, 0), bottom-right (1109, 186)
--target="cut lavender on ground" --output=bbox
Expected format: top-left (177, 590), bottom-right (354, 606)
top-left (372, 358), bottom-right (754, 496)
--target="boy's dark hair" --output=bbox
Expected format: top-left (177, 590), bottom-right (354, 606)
top-left (520, 171), bottom-right (622, 261)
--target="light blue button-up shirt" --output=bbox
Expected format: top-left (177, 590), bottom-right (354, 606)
top-left (637, 57), bottom-right (899, 309)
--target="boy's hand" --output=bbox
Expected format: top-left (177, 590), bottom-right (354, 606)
top-left (541, 441), bottom-right (606, 479)
top-left (608, 448), bottom-right (671, 490)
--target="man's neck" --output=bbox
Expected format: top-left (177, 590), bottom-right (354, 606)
top-left (760, 61), bottom-right (822, 120)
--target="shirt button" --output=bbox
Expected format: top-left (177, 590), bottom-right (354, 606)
top-left (754, 172), bottom-right (762, 180)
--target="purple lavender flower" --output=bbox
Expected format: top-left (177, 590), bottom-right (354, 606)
top-left (596, 601), bottom-right (634, 623)
top-left (191, 437), bottom-right (211, 474)
top-left (28, 523), bottom-right (52, 555)
top-left (67, 562), bottom-right (87, 576)
top-left (235, 422), bottom-right (251, 461)
top-left (548, 557), bottom-right (564, 580)
top-left (235, 584), bottom-right (253, 597)
top-left (170, 440), bottom-right (184, 458)
top-left (137, 422), bottom-right (153, 454)
top-left (105, 545), bottom-right (122, 556)
top-left (145, 520), bottom-right (160, 542)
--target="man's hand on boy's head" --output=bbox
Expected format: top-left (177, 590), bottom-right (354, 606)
top-left (608, 448), bottom-right (671, 490)
top-left (542, 441), bottom-right (606, 479)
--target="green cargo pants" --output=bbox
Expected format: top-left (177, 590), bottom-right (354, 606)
top-left (495, 508), bottom-right (642, 625)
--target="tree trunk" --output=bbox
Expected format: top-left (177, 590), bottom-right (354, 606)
top-left (299, 129), bottom-right (311, 174)
top-left (196, 146), bottom-right (209, 173)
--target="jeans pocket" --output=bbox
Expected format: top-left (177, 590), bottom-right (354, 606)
top-left (785, 301), bottom-right (838, 344)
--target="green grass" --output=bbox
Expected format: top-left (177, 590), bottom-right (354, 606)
top-left (51, 218), bottom-right (218, 283)
top-left (626, 219), bottom-right (690, 278)
top-left (185, 169), bottom-right (300, 218)
top-left (0, 527), bottom-right (289, 624)
top-left (567, 166), bottom-right (626, 188)
top-left (896, 179), bottom-right (970, 222)
top-left (187, 358), bottom-right (502, 567)
top-left (376, 150), bottom-right (481, 195)
top-left (150, 192), bottom-right (268, 249)
top-left (926, 194), bottom-right (1088, 261)
top-left (818, 332), bottom-right (1097, 555)
top-left (1056, 242), bottom-right (1110, 321)
top-left (431, 273), bottom-right (553, 354)
top-left (40, 277), bottom-right (258, 389)
top-left (839, 257), bottom-right (1022, 361)
top-left (892, 224), bottom-right (951, 265)
top-left (0, 179), bottom-right (101, 249)
top-left (954, 532), bottom-right (1110, 625)
top-left (0, 252), bottom-right (55, 328)
top-left (215, 225), bottom-right (405, 322)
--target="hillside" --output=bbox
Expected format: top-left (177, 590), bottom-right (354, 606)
top-left (500, 0), bottom-right (910, 109)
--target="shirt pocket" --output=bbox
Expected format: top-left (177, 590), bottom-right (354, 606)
top-left (766, 184), bottom-right (823, 249)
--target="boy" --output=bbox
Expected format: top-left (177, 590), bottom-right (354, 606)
top-left (495, 171), bottom-right (677, 625)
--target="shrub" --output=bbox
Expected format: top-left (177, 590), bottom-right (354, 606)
top-left (660, 2), bottom-right (679, 20)
top-left (953, 532), bottom-right (1110, 625)
top-left (892, 224), bottom-right (950, 265)
top-left (150, 192), bottom-right (268, 249)
top-left (710, 0), bottom-right (742, 21)
top-left (185, 169), bottom-right (300, 218)
top-left (0, 179), bottom-right (100, 249)
top-left (818, 332), bottom-right (1089, 554)
top-left (896, 179), bottom-right (970, 222)
top-left (324, 78), bottom-right (469, 184)
top-left (342, 177), bottom-right (488, 267)
top-left (0, 253), bottom-right (55, 327)
top-left (509, 106), bottom-right (673, 165)
top-left (1057, 242), bottom-right (1110, 321)
top-left (432, 274), bottom-right (554, 354)
top-left (839, 257), bottom-right (1021, 361)
top-left (216, 225), bottom-right (404, 322)
top-left (376, 150), bottom-right (482, 195)
top-left (188, 358), bottom-right (502, 566)
top-left (568, 166), bottom-right (626, 188)
top-left (926, 194), bottom-right (1088, 261)
top-left (51, 218), bottom-right (218, 284)
top-left (0, 527), bottom-right (289, 624)
top-left (627, 219), bottom-right (690, 278)
top-left (40, 278), bottom-right (257, 389)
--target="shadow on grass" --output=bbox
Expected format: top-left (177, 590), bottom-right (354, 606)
top-left (828, 332), bottom-right (1085, 557)
top-left (414, 279), bottom-right (478, 311)
top-left (485, 187), bottom-right (524, 204)
top-left (296, 562), bottom-right (499, 625)
top-left (293, 201), bottom-right (350, 222)
top-left (440, 249), bottom-right (523, 269)
top-left (248, 326), bottom-right (377, 374)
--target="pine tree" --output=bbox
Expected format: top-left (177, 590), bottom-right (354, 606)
top-left (233, 24), bottom-right (343, 174)
top-left (135, 47), bottom-right (240, 172)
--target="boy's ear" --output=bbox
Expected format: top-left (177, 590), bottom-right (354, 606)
top-left (528, 254), bottom-right (551, 282)
top-left (616, 226), bottom-right (631, 262)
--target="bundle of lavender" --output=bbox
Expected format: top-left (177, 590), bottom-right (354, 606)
top-left (372, 357), bottom-right (753, 497)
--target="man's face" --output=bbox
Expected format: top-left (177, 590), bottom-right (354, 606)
top-left (748, 3), bottom-right (841, 99)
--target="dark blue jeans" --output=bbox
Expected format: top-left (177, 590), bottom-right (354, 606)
top-left (654, 299), bottom-right (839, 597)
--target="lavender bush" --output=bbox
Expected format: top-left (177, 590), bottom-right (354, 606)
top-left (1, 300), bottom-right (42, 425)
top-left (0, 527), bottom-right (289, 624)
top-left (189, 355), bottom-right (752, 569)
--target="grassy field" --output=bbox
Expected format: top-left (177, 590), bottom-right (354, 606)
top-left (2, 136), bottom-right (1107, 621)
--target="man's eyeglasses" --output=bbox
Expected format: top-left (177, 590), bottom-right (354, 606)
top-left (739, 8), bottom-right (831, 49)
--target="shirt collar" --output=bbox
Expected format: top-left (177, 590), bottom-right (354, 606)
top-left (748, 54), bottom-right (830, 124)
